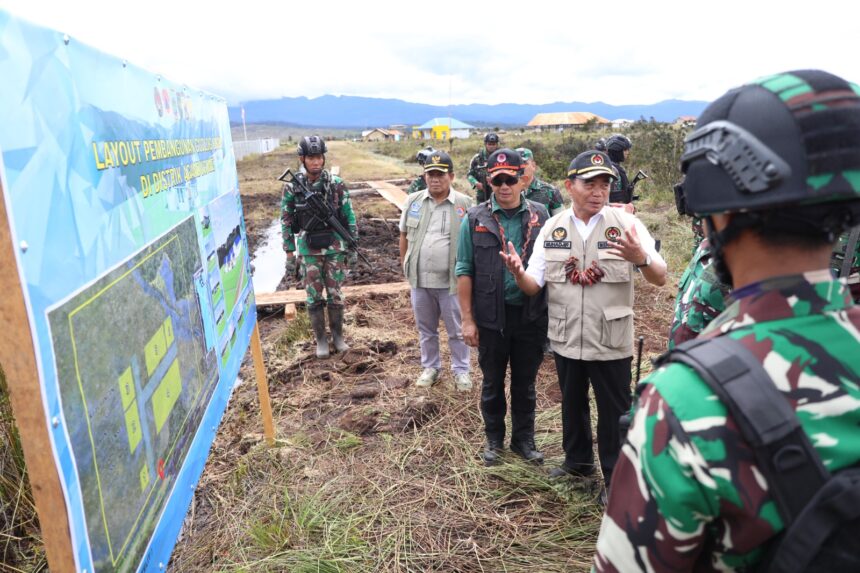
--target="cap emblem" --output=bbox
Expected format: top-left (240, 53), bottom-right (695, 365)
top-left (592, 154), bottom-right (604, 166)
top-left (432, 155), bottom-right (441, 163)
top-left (497, 153), bottom-right (507, 163)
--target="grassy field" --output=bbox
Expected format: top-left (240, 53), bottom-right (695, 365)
top-left (0, 126), bottom-right (695, 573)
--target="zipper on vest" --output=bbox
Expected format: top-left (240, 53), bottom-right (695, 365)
top-left (579, 237), bottom-right (587, 360)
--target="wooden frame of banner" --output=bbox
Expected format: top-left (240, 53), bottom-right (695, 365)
top-left (0, 181), bottom-right (75, 572)
top-left (250, 323), bottom-right (275, 446)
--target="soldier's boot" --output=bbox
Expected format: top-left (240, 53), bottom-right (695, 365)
top-left (328, 305), bottom-right (350, 353)
top-left (510, 411), bottom-right (544, 465)
top-left (308, 305), bottom-right (330, 358)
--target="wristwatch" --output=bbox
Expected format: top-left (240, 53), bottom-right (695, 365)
top-left (635, 254), bottom-right (652, 269)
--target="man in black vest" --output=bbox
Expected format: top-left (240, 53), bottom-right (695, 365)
top-left (456, 149), bottom-right (550, 466)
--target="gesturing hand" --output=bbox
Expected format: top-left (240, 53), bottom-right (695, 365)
top-left (499, 241), bottom-right (525, 278)
top-left (607, 225), bottom-right (647, 265)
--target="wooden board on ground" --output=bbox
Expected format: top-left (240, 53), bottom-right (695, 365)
top-left (366, 181), bottom-right (408, 211)
top-left (256, 281), bottom-right (410, 307)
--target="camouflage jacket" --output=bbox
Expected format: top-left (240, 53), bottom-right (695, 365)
top-left (830, 227), bottom-right (860, 302)
top-left (667, 238), bottom-right (730, 349)
top-left (406, 174), bottom-right (427, 195)
top-left (523, 177), bottom-right (564, 214)
top-left (594, 271), bottom-right (860, 572)
top-left (468, 148), bottom-right (490, 201)
top-left (281, 170), bottom-right (357, 256)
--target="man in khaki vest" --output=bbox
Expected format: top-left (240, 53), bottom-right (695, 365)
top-left (501, 150), bottom-right (666, 500)
top-left (400, 150), bottom-right (474, 390)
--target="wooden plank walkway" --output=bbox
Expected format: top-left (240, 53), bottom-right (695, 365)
top-left (255, 281), bottom-right (410, 306)
top-left (366, 180), bottom-right (408, 211)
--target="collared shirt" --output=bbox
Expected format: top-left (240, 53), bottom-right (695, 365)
top-left (456, 194), bottom-right (528, 305)
top-left (525, 206), bottom-right (664, 288)
top-left (399, 189), bottom-right (455, 288)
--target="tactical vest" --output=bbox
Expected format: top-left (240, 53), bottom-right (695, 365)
top-left (467, 200), bottom-right (548, 330)
top-left (543, 208), bottom-right (636, 360)
top-left (293, 171), bottom-right (345, 249)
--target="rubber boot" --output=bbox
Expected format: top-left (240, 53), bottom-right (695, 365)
top-left (328, 305), bottom-right (350, 353)
top-left (308, 305), bottom-right (330, 358)
top-left (511, 410), bottom-right (544, 464)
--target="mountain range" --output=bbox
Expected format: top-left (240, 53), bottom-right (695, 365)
top-left (227, 95), bottom-right (708, 128)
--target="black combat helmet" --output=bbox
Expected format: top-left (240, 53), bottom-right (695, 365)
top-left (606, 134), bottom-right (632, 163)
top-left (680, 70), bottom-right (860, 217)
top-left (484, 133), bottom-right (500, 144)
top-left (416, 147), bottom-right (436, 166)
top-left (297, 135), bottom-right (327, 156)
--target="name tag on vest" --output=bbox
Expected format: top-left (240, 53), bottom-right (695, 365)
top-left (597, 241), bottom-right (612, 249)
top-left (544, 240), bottom-right (571, 249)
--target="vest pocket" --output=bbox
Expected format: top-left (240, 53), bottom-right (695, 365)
top-left (599, 259), bottom-right (631, 283)
top-left (547, 301), bottom-right (567, 341)
top-left (474, 272), bottom-right (497, 323)
top-left (601, 306), bottom-right (633, 348)
top-left (545, 261), bottom-right (568, 283)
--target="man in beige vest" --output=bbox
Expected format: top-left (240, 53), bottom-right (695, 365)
top-left (400, 150), bottom-right (474, 390)
top-left (500, 150), bottom-right (666, 500)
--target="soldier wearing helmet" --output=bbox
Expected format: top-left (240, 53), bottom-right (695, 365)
top-left (605, 134), bottom-right (633, 203)
top-left (468, 132), bottom-right (501, 203)
top-left (406, 146), bottom-right (436, 195)
top-left (281, 135), bottom-right (358, 358)
top-left (595, 70), bottom-right (860, 572)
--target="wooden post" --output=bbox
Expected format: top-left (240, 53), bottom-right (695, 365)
top-left (249, 323), bottom-right (275, 445)
top-left (0, 181), bottom-right (75, 572)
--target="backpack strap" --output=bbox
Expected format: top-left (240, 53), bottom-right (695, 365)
top-left (840, 225), bottom-right (860, 278)
top-left (654, 336), bottom-right (830, 524)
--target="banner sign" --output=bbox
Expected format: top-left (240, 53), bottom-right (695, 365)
top-left (0, 11), bottom-right (256, 572)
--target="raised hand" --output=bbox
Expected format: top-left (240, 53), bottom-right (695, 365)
top-left (607, 225), bottom-right (647, 265)
top-left (499, 241), bottom-right (525, 278)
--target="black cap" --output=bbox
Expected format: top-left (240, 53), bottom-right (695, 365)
top-left (567, 151), bottom-right (617, 180)
top-left (486, 148), bottom-right (522, 175)
top-left (484, 133), bottom-right (500, 144)
top-left (423, 150), bottom-right (454, 173)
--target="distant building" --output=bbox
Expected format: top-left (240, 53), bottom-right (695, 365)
top-left (363, 128), bottom-right (403, 142)
top-left (675, 115), bottom-right (697, 128)
top-left (610, 118), bottom-right (636, 129)
top-left (414, 117), bottom-right (475, 140)
top-left (527, 112), bottom-right (610, 131)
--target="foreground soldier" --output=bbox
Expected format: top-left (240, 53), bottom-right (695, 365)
top-left (595, 69), bottom-right (860, 572)
top-left (457, 148), bottom-right (549, 466)
top-left (281, 136), bottom-right (357, 358)
top-left (399, 151), bottom-right (473, 389)
top-left (468, 133), bottom-right (500, 203)
top-left (501, 150), bottom-right (666, 498)
top-left (516, 147), bottom-right (565, 216)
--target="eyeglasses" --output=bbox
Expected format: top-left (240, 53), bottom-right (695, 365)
top-left (490, 174), bottom-right (519, 187)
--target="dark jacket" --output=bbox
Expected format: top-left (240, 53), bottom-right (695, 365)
top-left (467, 199), bottom-right (549, 330)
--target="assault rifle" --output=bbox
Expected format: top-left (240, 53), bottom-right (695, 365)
top-left (629, 170), bottom-right (649, 201)
top-left (278, 168), bottom-right (372, 268)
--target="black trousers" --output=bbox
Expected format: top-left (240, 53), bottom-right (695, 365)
top-left (477, 305), bottom-right (546, 443)
top-left (554, 354), bottom-right (632, 487)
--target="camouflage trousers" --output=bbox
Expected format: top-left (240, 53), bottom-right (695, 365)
top-left (301, 253), bottom-right (347, 307)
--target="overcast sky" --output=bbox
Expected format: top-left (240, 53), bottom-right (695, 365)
top-left (1, 0), bottom-right (856, 107)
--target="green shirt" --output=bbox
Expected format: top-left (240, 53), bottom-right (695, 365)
top-left (456, 195), bottom-right (527, 305)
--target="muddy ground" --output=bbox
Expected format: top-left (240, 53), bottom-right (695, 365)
top-left (168, 158), bottom-right (677, 571)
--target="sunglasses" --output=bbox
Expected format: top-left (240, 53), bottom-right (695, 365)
top-left (490, 174), bottom-right (519, 187)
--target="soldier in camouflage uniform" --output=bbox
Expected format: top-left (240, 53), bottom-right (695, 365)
top-left (667, 221), bottom-right (731, 349)
top-left (516, 147), bottom-right (565, 216)
top-left (468, 133), bottom-right (500, 203)
top-left (406, 146), bottom-right (435, 195)
top-left (595, 70), bottom-right (860, 571)
top-left (281, 135), bottom-right (358, 358)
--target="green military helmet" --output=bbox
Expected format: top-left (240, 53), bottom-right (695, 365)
top-left (515, 147), bottom-right (534, 162)
top-left (681, 70), bottom-right (860, 217)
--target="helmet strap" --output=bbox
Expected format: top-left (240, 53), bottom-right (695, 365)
top-left (704, 213), bottom-right (758, 287)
